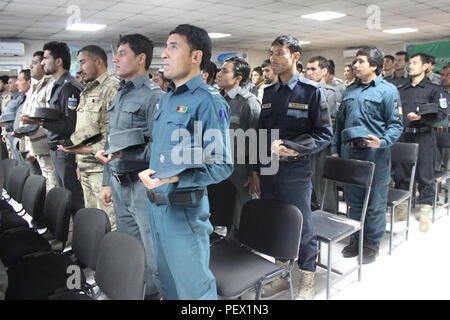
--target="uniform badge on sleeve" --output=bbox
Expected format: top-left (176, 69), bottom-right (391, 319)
top-left (394, 99), bottom-right (403, 115)
top-left (439, 94), bottom-right (448, 109)
top-left (262, 103), bottom-right (272, 109)
top-left (68, 96), bottom-right (78, 110)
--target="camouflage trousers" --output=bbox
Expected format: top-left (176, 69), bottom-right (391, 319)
top-left (79, 170), bottom-right (116, 231)
top-left (35, 154), bottom-right (58, 192)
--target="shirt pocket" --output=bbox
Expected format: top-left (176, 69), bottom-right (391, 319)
top-left (286, 108), bottom-right (308, 119)
top-left (121, 102), bottom-right (144, 128)
top-left (363, 95), bottom-right (383, 116)
top-left (166, 113), bottom-right (192, 146)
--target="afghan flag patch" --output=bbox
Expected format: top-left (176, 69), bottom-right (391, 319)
top-left (176, 105), bottom-right (188, 113)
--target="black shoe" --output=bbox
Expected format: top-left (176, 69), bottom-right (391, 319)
top-left (144, 292), bottom-right (162, 300)
top-left (362, 245), bottom-right (379, 264)
top-left (341, 238), bottom-right (359, 258)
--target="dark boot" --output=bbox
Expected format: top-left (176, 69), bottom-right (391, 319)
top-left (362, 245), bottom-right (379, 264)
top-left (341, 237), bottom-right (359, 258)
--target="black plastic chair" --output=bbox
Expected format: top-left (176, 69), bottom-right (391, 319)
top-left (0, 175), bottom-right (46, 233)
top-left (0, 187), bottom-right (72, 267)
top-left (1, 159), bottom-right (18, 199)
top-left (313, 156), bottom-right (375, 300)
top-left (5, 208), bottom-right (111, 300)
top-left (387, 142), bottom-right (419, 255)
top-left (49, 231), bottom-right (146, 300)
top-left (433, 132), bottom-right (450, 222)
top-left (208, 179), bottom-right (239, 245)
top-left (210, 199), bottom-right (303, 300)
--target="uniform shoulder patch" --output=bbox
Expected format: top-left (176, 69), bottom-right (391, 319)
top-left (200, 83), bottom-right (221, 95)
top-left (238, 91), bottom-right (254, 100)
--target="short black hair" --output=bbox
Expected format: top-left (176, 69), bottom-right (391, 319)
top-left (158, 71), bottom-right (170, 84)
top-left (169, 24), bottom-right (211, 70)
top-left (327, 59), bottom-right (336, 75)
top-left (383, 54), bottom-right (395, 63)
top-left (261, 59), bottom-right (271, 68)
top-left (43, 41), bottom-right (71, 70)
top-left (308, 56), bottom-right (329, 69)
top-left (271, 35), bottom-right (302, 55)
top-left (427, 54), bottom-right (436, 65)
top-left (202, 60), bottom-right (218, 85)
top-left (410, 53), bottom-right (431, 65)
top-left (225, 56), bottom-right (251, 86)
top-left (252, 66), bottom-right (263, 76)
top-left (19, 69), bottom-right (31, 81)
top-left (356, 46), bottom-right (385, 76)
top-left (9, 75), bottom-right (18, 80)
top-left (78, 45), bottom-right (108, 68)
top-left (0, 75), bottom-right (9, 85)
top-left (296, 61), bottom-right (303, 72)
top-left (118, 34), bottom-right (154, 70)
top-left (33, 51), bottom-right (44, 60)
top-left (395, 51), bottom-right (410, 62)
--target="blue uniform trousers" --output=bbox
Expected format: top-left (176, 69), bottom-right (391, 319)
top-left (111, 178), bottom-right (159, 296)
top-left (148, 195), bottom-right (217, 300)
top-left (341, 146), bottom-right (390, 248)
top-left (261, 159), bottom-right (317, 272)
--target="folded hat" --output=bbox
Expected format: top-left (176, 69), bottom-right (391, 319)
top-left (341, 126), bottom-right (370, 143)
top-left (152, 147), bottom-right (205, 179)
top-left (13, 124), bottom-right (39, 136)
top-left (0, 112), bottom-right (16, 123)
top-left (65, 125), bottom-right (103, 150)
top-left (28, 107), bottom-right (62, 121)
top-left (416, 103), bottom-right (439, 115)
top-left (103, 128), bottom-right (146, 155)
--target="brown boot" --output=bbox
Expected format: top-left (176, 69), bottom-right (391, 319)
top-left (419, 204), bottom-right (432, 233)
top-left (296, 270), bottom-right (315, 300)
top-left (387, 202), bottom-right (408, 223)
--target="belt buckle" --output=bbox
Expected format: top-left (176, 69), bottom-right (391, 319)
top-left (147, 190), bottom-right (165, 205)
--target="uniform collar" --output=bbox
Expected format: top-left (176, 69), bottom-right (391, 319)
top-left (121, 73), bottom-right (149, 90)
top-left (169, 74), bottom-right (203, 95)
top-left (224, 85), bottom-right (242, 99)
top-left (10, 91), bottom-right (21, 99)
top-left (276, 72), bottom-right (299, 91)
top-left (85, 72), bottom-right (110, 91)
top-left (358, 75), bottom-right (382, 88)
top-left (54, 71), bottom-right (71, 86)
top-left (406, 76), bottom-right (430, 89)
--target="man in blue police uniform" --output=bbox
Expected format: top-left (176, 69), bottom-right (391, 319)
top-left (139, 24), bottom-right (233, 300)
top-left (23, 41), bottom-right (85, 216)
top-left (332, 47), bottom-right (403, 264)
top-left (95, 34), bottom-right (163, 299)
top-left (250, 35), bottom-right (333, 300)
top-left (394, 53), bottom-right (446, 233)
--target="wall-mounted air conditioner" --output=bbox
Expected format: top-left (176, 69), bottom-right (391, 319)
top-left (0, 42), bottom-right (25, 57)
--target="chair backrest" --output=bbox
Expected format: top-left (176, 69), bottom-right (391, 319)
top-left (7, 165), bottom-right (30, 202)
top-left (322, 157), bottom-right (375, 188)
top-left (436, 132), bottom-right (450, 149)
top-left (72, 208), bottom-right (111, 271)
top-left (95, 232), bottom-right (146, 300)
top-left (208, 179), bottom-right (238, 228)
top-left (2, 159), bottom-right (18, 191)
top-left (390, 142), bottom-right (419, 165)
top-left (238, 199), bottom-right (303, 260)
top-left (41, 187), bottom-right (72, 242)
top-left (21, 175), bottom-right (46, 224)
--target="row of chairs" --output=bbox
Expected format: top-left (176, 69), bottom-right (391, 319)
top-left (208, 142), bottom-right (450, 300)
top-left (0, 159), bottom-right (147, 300)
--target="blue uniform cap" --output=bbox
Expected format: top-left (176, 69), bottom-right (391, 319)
top-left (152, 147), bottom-right (205, 179)
top-left (341, 125), bottom-right (370, 142)
top-left (103, 128), bottom-right (146, 155)
top-left (0, 112), bottom-right (16, 123)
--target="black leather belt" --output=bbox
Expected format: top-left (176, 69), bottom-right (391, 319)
top-left (405, 127), bottom-right (431, 134)
top-left (434, 126), bottom-right (450, 133)
top-left (279, 155), bottom-right (310, 162)
top-left (112, 171), bottom-right (140, 185)
top-left (344, 139), bottom-right (368, 149)
top-left (147, 189), bottom-right (205, 205)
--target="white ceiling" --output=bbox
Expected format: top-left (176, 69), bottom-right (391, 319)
top-left (0, 0), bottom-right (449, 50)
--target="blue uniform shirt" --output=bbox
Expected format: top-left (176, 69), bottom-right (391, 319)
top-left (259, 72), bottom-right (333, 161)
top-left (102, 74), bottom-right (163, 186)
top-left (331, 76), bottom-right (404, 154)
top-left (149, 74), bottom-right (233, 192)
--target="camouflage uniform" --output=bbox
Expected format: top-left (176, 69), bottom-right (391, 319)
top-left (20, 76), bottom-right (58, 192)
top-left (75, 72), bottom-right (119, 230)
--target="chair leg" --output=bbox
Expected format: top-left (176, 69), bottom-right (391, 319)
top-left (326, 243), bottom-right (332, 300)
top-left (406, 198), bottom-right (411, 241)
top-left (433, 182), bottom-right (438, 223)
top-left (389, 205), bottom-right (394, 255)
top-left (318, 241), bottom-right (322, 265)
top-left (358, 236), bottom-right (363, 282)
top-left (287, 271), bottom-right (294, 300)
